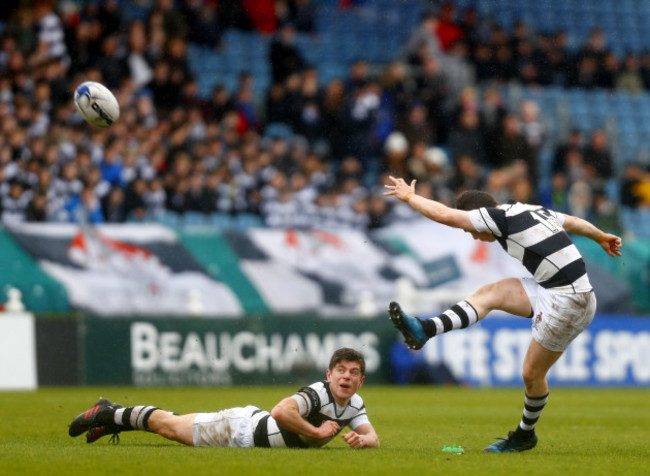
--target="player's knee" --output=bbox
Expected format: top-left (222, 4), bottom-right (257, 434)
top-left (522, 365), bottom-right (542, 387)
top-left (473, 282), bottom-right (503, 308)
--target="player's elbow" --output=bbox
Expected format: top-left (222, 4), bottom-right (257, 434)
top-left (270, 406), bottom-right (282, 421)
top-left (270, 404), bottom-right (287, 423)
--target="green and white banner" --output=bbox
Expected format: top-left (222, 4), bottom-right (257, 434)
top-left (4, 220), bottom-right (632, 316)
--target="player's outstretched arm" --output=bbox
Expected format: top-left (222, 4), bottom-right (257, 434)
top-left (342, 423), bottom-right (379, 449)
top-left (562, 214), bottom-right (622, 257)
top-left (383, 176), bottom-right (474, 231)
top-left (270, 397), bottom-right (340, 440)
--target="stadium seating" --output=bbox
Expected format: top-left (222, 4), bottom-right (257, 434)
top-left (184, 0), bottom-right (650, 239)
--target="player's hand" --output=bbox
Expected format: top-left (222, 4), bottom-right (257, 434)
top-left (600, 233), bottom-right (622, 257)
top-left (342, 431), bottom-right (365, 449)
top-left (316, 420), bottom-right (340, 439)
top-left (383, 176), bottom-right (416, 202)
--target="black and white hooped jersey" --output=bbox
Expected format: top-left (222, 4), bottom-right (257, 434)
top-left (467, 201), bottom-right (592, 293)
top-left (252, 380), bottom-right (370, 448)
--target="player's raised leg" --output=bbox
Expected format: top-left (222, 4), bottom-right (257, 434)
top-left (390, 278), bottom-right (532, 350)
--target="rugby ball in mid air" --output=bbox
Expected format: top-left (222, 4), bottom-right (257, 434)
top-left (74, 81), bottom-right (120, 128)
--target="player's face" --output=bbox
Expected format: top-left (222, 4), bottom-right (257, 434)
top-left (326, 360), bottom-right (365, 405)
top-left (469, 231), bottom-right (496, 242)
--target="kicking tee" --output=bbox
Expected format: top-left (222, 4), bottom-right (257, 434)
top-left (467, 201), bottom-right (592, 294)
top-left (253, 380), bottom-right (370, 448)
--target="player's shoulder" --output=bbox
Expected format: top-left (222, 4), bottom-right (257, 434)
top-left (297, 380), bottom-right (328, 401)
top-left (304, 380), bottom-right (327, 393)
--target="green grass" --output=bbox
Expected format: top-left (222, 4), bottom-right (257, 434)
top-left (1, 386), bottom-right (648, 475)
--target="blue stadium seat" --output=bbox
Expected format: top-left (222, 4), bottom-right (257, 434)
top-left (154, 211), bottom-right (180, 228)
top-left (234, 213), bottom-right (264, 229)
top-left (180, 212), bottom-right (207, 226)
top-left (209, 212), bottom-right (234, 228)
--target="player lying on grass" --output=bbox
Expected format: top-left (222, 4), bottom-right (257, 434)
top-left (384, 176), bottom-right (622, 453)
top-left (68, 347), bottom-right (379, 449)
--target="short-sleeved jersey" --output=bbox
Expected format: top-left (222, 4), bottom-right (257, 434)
top-left (467, 201), bottom-right (592, 293)
top-left (252, 380), bottom-right (370, 448)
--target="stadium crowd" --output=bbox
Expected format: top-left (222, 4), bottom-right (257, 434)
top-left (0, 0), bottom-right (648, 233)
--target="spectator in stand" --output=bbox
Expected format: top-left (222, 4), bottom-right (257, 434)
top-left (489, 113), bottom-right (535, 178)
top-left (542, 173), bottom-right (569, 214)
top-left (276, 0), bottom-right (318, 34)
top-left (434, 2), bottom-right (464, 52)
top-left (342, 79), bottom-right (381, 168)
top-left (448, 109), bottom-right (484, 163)
top-left (320, 79), bottom-right (347, 160)
top-left (404, 140), bottom-right (430, 182)
top-left (597, 52), bottom-right (619, 89)
top-left (65, 186), bottom-right (104, 223)
top-left (144, 177), bottom-right (167, 219)
top-left (518, 100), bottom-right (546, 179)
top-left (567, 180), bottom-right (594, 220)
top-left (552, 129), bottom-right (583, 176)
top-left (124, 177), bottom-right (148, 220)
top-left (415, 55), bottom-right (449, 142)
top-left (399, 101), bottom-right (434, 146)
top-left (616, 53), bottom-right (644, 93)
top-left (578, 27), bottom-right (609, 65)
top-left (1, 179), bottom-right (30, 224)
top-left (515, 40), bottom-right (541, 86)
top-left (148, 60), bottom-right (180, 112)
top-left (96, 34), bottom-right (127, 90)
top-left (26, 191), bottom-right (48, 222)
top-left (97, 0), bottom-right (124, 37)
top-left (401, 13), bottom-right (443, 67)
top-left (620, 163), bottom-right (650, 209)
top-left (149, 0), bottom-right (188, 40)
top-left (640, 52), bottom-right (650, 90)
top-left (492, 43), bottom-right (516, 83)
top-left (592, 189), bottom-right (621, 234)
top-left (30, 0), bottom-right (69, 68)
top-left (569, 55), bottom-right (599, 89)
top-left (479, 87), bottom-right (507, 155)
top-left (367, 194), bottom-right (390, 229)
top-left (583, 129), bottom-right (614, 186)
top-left (102, 186), bottom-right (127, 223)
top-left (450, 153), bottom-right (485, 194)
top-left (205, 84), bottom-right (235, 123)
top-left (181, 0), bottom-right (222, 48)
top-left (382, 132), bottom-right (410, 179)
top-left (472, 43), bottom-right (495, 83)
top-left (557, 147), bottom-right (587, 187)
top-left (269, 21), bottom-right (306, 84)
top-left (126, 20), bottom-right (155, 89)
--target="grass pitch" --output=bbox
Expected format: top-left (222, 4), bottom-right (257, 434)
top-left (1, 385), bottom-right (648, 475)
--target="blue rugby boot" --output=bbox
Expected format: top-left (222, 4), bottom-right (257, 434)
top-left (483, 431), bottom-right (538, 453)
top-left (388, 301), bottom-right (428, 350)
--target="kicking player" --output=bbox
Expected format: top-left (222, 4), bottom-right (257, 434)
top-left (68, 348), bottom-right (379, 449)
top-left (384, 176), bottom-right (622, 453)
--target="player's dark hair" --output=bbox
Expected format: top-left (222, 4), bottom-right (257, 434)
top-left (455, 190), bottom-right (498, 210)
top-left (329, 348), bottom-right (365, 375)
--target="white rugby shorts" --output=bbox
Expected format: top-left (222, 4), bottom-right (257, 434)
top-left (192, 405), bottom-right (268, 447)
top-left (519, 277), bottom-right (597, 352)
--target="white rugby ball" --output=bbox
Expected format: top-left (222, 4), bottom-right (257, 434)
top-left (74, 81), bottom-right (120, 128)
